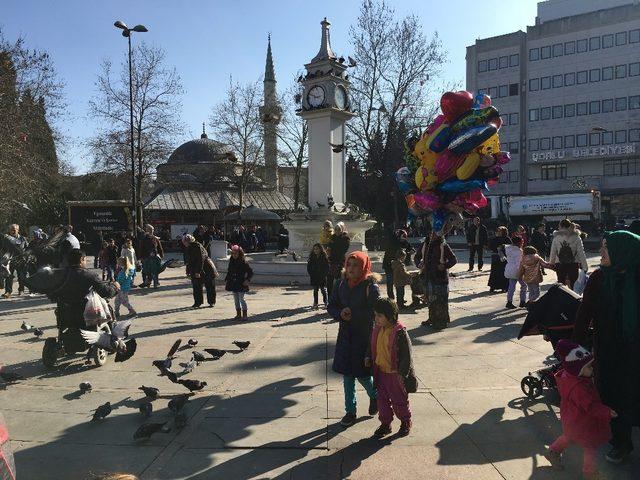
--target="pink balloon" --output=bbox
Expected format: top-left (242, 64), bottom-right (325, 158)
top-left (495, 151), bottom-right (511, 165)
top-left (426, 114), bottom-right (446, 135)
top-left (435, 150), bottom-right (466, 182)
top-left (440, 91), bottom-right (474, 122)
top-left (414, 191), bottom-right (441, 211)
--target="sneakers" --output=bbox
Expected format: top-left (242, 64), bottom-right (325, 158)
top-left (340, 413), bottom-right (357, 427)
top-left (605, 446), bottom-right (632, 464)
top-left (505, 302), bottom-right (516, 309)
top-left (544, 448), bottom-right (564, 470)
top-left (398, 419), bottom-right (412, 436)
top-left (373, 423), bottom-right (392, 438)
top-left (467, 267), bottom-right (473, 272)
top-left (242, 309), bottom-right (248, 320)
top-left (233, 309), bottom-right (242, 320)
top-left (368, 397), bottom-right (378, 416)
top-left (312, 303), bottom-right (319, 310)
top-left (519, 301), bottom-right (527, 308)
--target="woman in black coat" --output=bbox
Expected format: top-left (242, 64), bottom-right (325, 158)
top-left (183, 235), bottom-right (217, 309)
top-left (327, 222), bottom-right (351, 295)
top-left (487, 226), bottom-right (511, 293)
top-left (307, 243), bottom-right (330, 308)
top-left (225, 245), bottom-right (253, 320)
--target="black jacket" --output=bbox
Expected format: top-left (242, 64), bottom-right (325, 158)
top-left (329, 233), bottom-right (351, 265)
top-left (466, 224), bottom-right (488, 246)
top-left (307, 253), bottom-right (330, 286)
top-left (185, 242), bottom-right (216, 278)
top-left (225, 257), bottom-right (254, 292)
top-left (530, 230), bottom-right (549, 255)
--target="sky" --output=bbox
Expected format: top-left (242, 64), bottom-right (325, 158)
top-left (2, 0), bottom-right (539, 173)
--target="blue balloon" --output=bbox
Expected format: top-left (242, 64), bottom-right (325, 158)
top-left (448, 124), bottom-right (497, 155)
top-left (437, 179), bottom-right (488, 194)
top-left (395, 167), bottom-right (414, 194)
top-left (432, 208), bottom-right (448, 232)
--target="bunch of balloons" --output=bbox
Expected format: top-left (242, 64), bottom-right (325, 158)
top-left (396, 90), bottom-right (511, 231)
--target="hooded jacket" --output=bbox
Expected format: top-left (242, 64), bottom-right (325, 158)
top-left (504, 244), bottom-right (523, 279)
top-left (519, 253), bottom-right (551, 284)
top-left (549, 228), bottom-right (588, 271)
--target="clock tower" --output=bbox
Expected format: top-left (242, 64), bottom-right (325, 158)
top-left (298, 18), bottom-right (355, 208)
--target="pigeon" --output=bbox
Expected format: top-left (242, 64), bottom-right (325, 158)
top-left (168, 394), bottom-right (190, 413)
top-left (33, 328), bottom-right (44, 337)
top-left (348, 56), bottom-right (357, 67)
top-left (80, 319), bottom-right (131, 352)
top-left (174, 411), bottom-right (187, 429)
top-left (329, 142), bottom-right (345, 153)
top-left (20, 321), bottom-right (31, 331)
top-left (79, 382), bottom-right (92, 393)
top-left (292, 252), bottom-right (299, 262)
top-left (233, 341), bottom-right (250, 351)
top-left (338, 56), bottom-right (345, 63)
top-left (139, 402), bottom-right (153, 418)
top-left (0, 370), bottom-right (23, 383)
top-left (133, 422), bottom-right (168, 440)
top-left (187, 339), bottom-right (198, 347)
top-left (180, 359), bottom-right (196, 374)
top-left (92, 402), bottom-right (112, 421)
top-left (165, 369), bottom-right (178, 384)
top-left (316, 202), bottom-right (325, 208)
top-left (191, 351), bottom-right (206, 363)
top-left (204, 348), bottom-right (226, 359)
top-left (152, 362), bottom-right (178, 383)
top-left (138, 386), bottom-right (159, 399)
top-left (177, 379), bottom-right (207, 392)
top-left (114, 338), bottom-right (137, 363)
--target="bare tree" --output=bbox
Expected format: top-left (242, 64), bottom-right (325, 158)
top-left (277, 78), bottom-right (308, 209)
top-left (210, 77), bottom-right (263, 211)
top-left (89, 43), bottom-right (183, 224)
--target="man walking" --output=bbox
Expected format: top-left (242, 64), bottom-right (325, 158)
top-left (466, 217), bottom-right (488, 271)
top-left (139, 224), bottom-right (164, 288)
top-left (2, 224), bottom-right (28, 298)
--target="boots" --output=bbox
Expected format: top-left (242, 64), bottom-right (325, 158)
top-left (234, 309), bottom-right (242, 320)
top-left (242, 309), bottom-right (248, 320)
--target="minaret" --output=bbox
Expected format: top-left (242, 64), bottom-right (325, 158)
top-left (260, 34), bottom-right (281, 191)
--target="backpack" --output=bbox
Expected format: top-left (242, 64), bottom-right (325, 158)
top-left (558, 240), bottom-right (575, 264)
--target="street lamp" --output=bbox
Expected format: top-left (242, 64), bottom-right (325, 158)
top-left (114, 20), bottom-right (148, 231)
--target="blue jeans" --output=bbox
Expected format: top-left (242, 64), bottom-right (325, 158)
top-left (526, 282), bottom-right (540, 302)
top-left (233, 291), bottom-right (247, 310)
top-left (507, 278), bottom-right (527, 304)
top-left (343, 375), bottom-right (376, 415)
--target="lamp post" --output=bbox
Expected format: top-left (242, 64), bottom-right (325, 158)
top-left (114, 20), bottom-right (148, 231)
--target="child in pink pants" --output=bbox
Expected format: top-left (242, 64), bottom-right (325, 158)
top-left (368, 297), bottom-right (417, 438)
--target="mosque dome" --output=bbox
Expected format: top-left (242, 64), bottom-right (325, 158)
top-left (167, 129), bottom-right (236, 164)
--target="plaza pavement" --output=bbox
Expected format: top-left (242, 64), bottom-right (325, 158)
top-left (1, 251), bottom-right (639, 480)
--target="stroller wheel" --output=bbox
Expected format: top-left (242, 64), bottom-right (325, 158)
top-left (93, 347), bottom-right (108, 366)
top-left (521, 375), bottom-right (543, 399)
top-left (42, 337), bottom-right (58, 368)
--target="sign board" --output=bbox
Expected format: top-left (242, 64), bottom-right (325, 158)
top-left (170, 224), bottom-right (197, 240)
top-left (69, 205), bottom-right (133, 243)
top-left (531, 144), bottom-right (636, 162)
top-left (508, 193), bottom-right (598, 217)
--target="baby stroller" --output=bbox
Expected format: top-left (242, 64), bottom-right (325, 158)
top-left (517, 284), bottom-right (582, 399)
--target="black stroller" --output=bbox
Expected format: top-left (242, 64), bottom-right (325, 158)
top-left (517, 284), bottom-right (582, 399)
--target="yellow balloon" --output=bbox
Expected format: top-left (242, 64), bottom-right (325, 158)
top-left (415, 165), bottom-right (438, 191)
top-left (456, 152), bottom-right (481, 180)
top-left (479, 133), bottom-right (501, 155)
top-left (413, 135), bottom-right (430, 162)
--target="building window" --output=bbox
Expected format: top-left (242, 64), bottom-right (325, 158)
top-left (552, 43), bottom-right (563, 57)
top-left (630, 29), bottom-right (640, 44)
top-left (552, 74), bottom-right (563, 88)
top-left (589, 36), bottom-right (601, 50)
top-left (499, 56), bottom-right (508, 69)
top-left (589, 69), bottom-right (600, 82)
top-left (529, 109), bottom-right (539, 122)
top-left (500, 142), bottom-right (509, 151)
top-left (616, 64), bottom-right (627, 78)
top-left (564, 41), bottom-right (575, 55)
top-left (509, 141), bottom-right (519, 154)
top-left (605, 160), bottom-right (637, 176)
top-left (509, 83), bottom-right (519, 96)
top-left (489, 86), bottom-right (498, 98)
top-left (589, 100), bottom-right (600, 115)
top-left (529, 138), bottom-right (539, 151)
top-left (509, 171), bottom-right (519, 183)
top-left (577, 134), bottom-right (588, 147)
top-left (564, 72), bottom-right (576, 86)
top-left (589, 132), bottom-right (601, 146)
top-left (577, 39), bottom-right (588, 52)
top-left (602, 66), bottom-right (614, 81)
top-left (552, 105), bottom-right (563, 119)
top-left (541, 45), bottom-right (551, 59)
top-left (616, 130), bottom-right (627, 144)
top-left (602, 131), bottom-right (613, 145)
top-left (630, 95), bottom-right (640, 110)
top-left (529, 48), bottom-right (539, 61)
top-left (564, 104), bottom-right (576, 117)
top-left (616, 31), bottom-right (628, 46)
top-left (529, 78), bottom-right (539, 91)
top-left (541, 76), bottom-right (551, 89)
top-left (509, 113), bottom-right (519, 125)
top-left (542, 164), bottom-right (567, 180)
top-left (576, 102), bottom-right (588, 116)
top-left (498, 84), bottom-right (508, 97)
top-left (630, 62), bottom-right (640, 77)
top-left (602, 99), bottom-right (614, 113)
top-left (552, 136), bottom-right (562, 149)
top-left (630, 129), bottom-right (640, 142)
top-left (540, 137), bottom-right (551, 150)
top-left (500, 114), bottom-right (509, 125)
top-left (616, 97), bottom-right (628, 111)
top-left (602, 34), bottom-right (614, 48)
top-left (540, 107), bottom-right (551, 120)
top-left (478, 60), bottom-right (487, 72)
top-left (488, 58), bottom-right (498, 70)
top-left (577, 71), bottom-right (588, 84)
top-left (509, 54), bottom-right (519, 67)
top-left (564, 135), bottom-right (575, 148)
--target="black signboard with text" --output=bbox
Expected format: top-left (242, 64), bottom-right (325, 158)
top-left (69, 205), bottom-right (133, 245)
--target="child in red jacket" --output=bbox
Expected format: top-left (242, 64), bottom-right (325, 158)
top-left (545, 339), bottom-right (617, 480)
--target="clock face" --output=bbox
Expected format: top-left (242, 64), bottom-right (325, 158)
top-left (334, 86), bottom-right (347, 110)
top-left (307, 85), bottom-right (325, 108)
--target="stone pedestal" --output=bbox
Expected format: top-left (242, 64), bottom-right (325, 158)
top-left (210, 240), bottom-right (228, 259)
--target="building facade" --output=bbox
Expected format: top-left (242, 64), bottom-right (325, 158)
top-left (466, 0), bottom-right (640, 218)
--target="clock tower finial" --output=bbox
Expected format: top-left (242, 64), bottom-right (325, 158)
top-left (311, 17), bottom-right (336, 63)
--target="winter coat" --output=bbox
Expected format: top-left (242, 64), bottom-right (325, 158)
top-left (529, 230), bottom-right (549, 256)
top-left (504, 244), bottom-right (523, 279)
top-left (320, 229), bottom-right (333, 246)
top-left (329, 233), bottom-right (351, 264)
top-left (120, 246), bottom-right (137, 268)
top-left (186, 242), bottom-right (216, 278)
top-left (371, 322), bottom-right (417, 393)
top-left (549, 228), bottom-right (588, 271)
top-left (98, 249), bottom-right (110, 269)
top-left (115, 267), bottom-right (136, 292)
top-left (329, 277), bottom-right (380, 377)
top-left (555, 369), bottom-right (612, 449)
top-left (106, 245), bottom-right (118, 266)
top-left (225, 257), bottom-right (253, 292)
top-left (489, 235), bottom-right (511, 254)
top-left (391, 259), bottom-right (413, 287)
top-left (382, 235), bottom-right (414, 270)
top-left (307, 253), bottom-right (330, 286)
top-left (423, 237), bottom-right (457, 285)
top-left (139, 233), bottom-right (164, 260)
top-left (466, 224), bottom-right (488, 246)
top-left (519, 254), bottom-right (551, 284)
